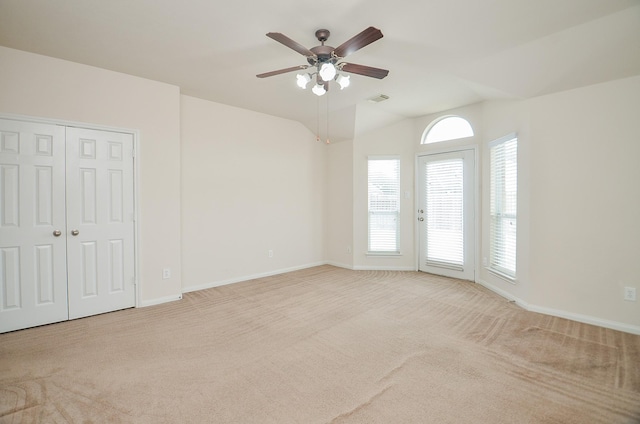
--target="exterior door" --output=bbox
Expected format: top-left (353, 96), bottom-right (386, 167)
top-left (418, 150), bottom-right (475, 280)
top-left (0, 119), bottom-right (68, 333)
top-left (66, 127), bottom-right (135, 319)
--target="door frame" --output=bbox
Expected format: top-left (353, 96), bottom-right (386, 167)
top-left (1, 113), bottom-right (141, 307)
top-left (414, 145), bottom-right (480, 281)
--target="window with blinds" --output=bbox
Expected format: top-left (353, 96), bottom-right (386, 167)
top-left (425, 158), bottom-right (464, 267)
top-left (489, 134), bottom-right (518, 279)
top-left (368, 158), bottom-right (400, 253)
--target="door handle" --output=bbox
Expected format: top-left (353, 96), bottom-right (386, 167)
top-left (418, 217), bottom-right (424, 221)
top-left (71, 229), bottom-right (80, 236)
top-left (53, 230), bottom-right (62, 237)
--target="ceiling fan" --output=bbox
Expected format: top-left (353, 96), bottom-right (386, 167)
top-left (257, 27), bottom-right (389, 95)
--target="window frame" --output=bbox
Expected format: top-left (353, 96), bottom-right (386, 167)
top-left (367, 156), bottom-right (401, 255)
top-left (488, 133), bottom-right (518, 281)
top-left (421, 115), bottom-right (474, 145)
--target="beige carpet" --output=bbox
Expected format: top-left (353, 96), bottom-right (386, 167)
top-left (1, 265), bottom-right (639, 423)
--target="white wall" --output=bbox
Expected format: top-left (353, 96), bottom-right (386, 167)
top-left (478, 100), bottom-right (532, 304)
top-left (336, 76), bottom-right (640, 332)
top-left (3, 45), bottom-right (637, 332)
top-left (326, 140), bottom-right (354, 268)
top-left (347, 104), bottom-right (484, 272)
top-left (180, 95), bottom-right (326, 290)
top-left (0, 46), bottom-right (182, 305)
top-left (527, 76), bottom-right (640, 329)
top-left (352, 118), bottom-right (416, 270)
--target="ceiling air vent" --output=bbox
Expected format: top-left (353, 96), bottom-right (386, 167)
top-left (368, 94), bottom-right (389, 103)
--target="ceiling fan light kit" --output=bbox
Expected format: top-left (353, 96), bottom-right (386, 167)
top-left (257, 27), bottom-right (389, 96)
top-left (336, 74), bottom-right (350, 90)
top-left (311, 83), bottom-right (327, 96)
top-left (319, 63), bottom-right (337, 81)
top-left (296, 73), bottom-right (312, 89)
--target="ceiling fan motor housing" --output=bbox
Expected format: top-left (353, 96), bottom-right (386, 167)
top-left (308, 45), bottom-right (335, 65)
top-left (307, 29), bottom-right (337, 66)
top-left (315, 29), bottom-right (330, 42)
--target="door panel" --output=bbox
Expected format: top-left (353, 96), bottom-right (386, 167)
top-left (66, 127), bottom-right (135, 319)
top-left (418, 150), bottom-right (475, 280)
top-left (0, 119), bottom-right (68, 333)
top-left (0, 120), bottom-right (136, 333)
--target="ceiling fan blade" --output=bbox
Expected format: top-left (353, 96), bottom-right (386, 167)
top-left (257, 65), bottom-right (310, 78)
top-left (340, 63), bottom-right (389, 79)
top-left (333, 27), bottom-right (383, 58)
top-left (266, 32), bottom-right (315, 57)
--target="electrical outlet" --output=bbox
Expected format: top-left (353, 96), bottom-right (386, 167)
top-left (623, 287), bottom-right (636, 302)
top-left (268, 250), bottom-right (273, 258)
top-left (162, 268), bottom-right (171, 279)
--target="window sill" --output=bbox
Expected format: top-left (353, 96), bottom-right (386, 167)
top-left (366, 252), bottom-right (402, 257)
top-left (486, 267), bottom-right (516, 285)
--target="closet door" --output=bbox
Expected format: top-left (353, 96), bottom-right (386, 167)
top-left (0, 119), bottom-right (68, 333)
top-left (65, 127), bottom-right (135, 319)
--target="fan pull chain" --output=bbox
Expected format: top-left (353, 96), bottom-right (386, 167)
top-left (316, 94), bottom-right (321, 142)
top-left (326, 89), bottom-right (330, 144)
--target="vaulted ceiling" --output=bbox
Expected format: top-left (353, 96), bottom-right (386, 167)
top-left (1, 0), bottom-right (639, 141)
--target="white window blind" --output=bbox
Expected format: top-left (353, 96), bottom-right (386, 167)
top-left (368, 158), bottom-right (400, 253)
top-left (490, 135), bottom-right (518, 278)
top-left (425, 158), bottom-right (464, 267)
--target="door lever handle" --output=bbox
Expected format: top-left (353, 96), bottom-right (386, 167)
top-left (71, 229), bottom-right (80, 236)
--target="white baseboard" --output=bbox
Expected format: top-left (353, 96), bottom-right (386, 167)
top-left (181, 262), bottom-right (326, 293)
top-left (476, 278), bottom-right (640, 335)
top-left (153, 266), bottom-right (640, 336)
top-left (138, 294), bottom-right (182, 308)
top-left (325, 261), bottom-right (354, 270)
top-left (184, 262), bottom-right (416, 294)
top-left (475, 278), bottom-right (529, 309)
top-left (525, 304), bottom-right (640, 335)
top-left (352, 265), bottom-right (416, 271)
top-left (324, 261), bottom-right (417, 272)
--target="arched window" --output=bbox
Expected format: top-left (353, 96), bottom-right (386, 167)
top-left (422, 116), bottom-right (474, 144)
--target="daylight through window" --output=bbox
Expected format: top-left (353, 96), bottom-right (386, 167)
top-left (368, 158), bottom-right (400, 253)
top-left (423, 116), bottom-right (474, 144)
top-left (489, 134), bottom-right (518, 279)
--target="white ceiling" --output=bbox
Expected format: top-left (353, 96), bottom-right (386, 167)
top-left (1, 0), bottom-right (639, 141)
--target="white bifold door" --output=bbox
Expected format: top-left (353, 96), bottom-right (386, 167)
top-left (0, 119), bottom-right (135, 333)
top-left (417, 150), bottom-right (475, 281)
